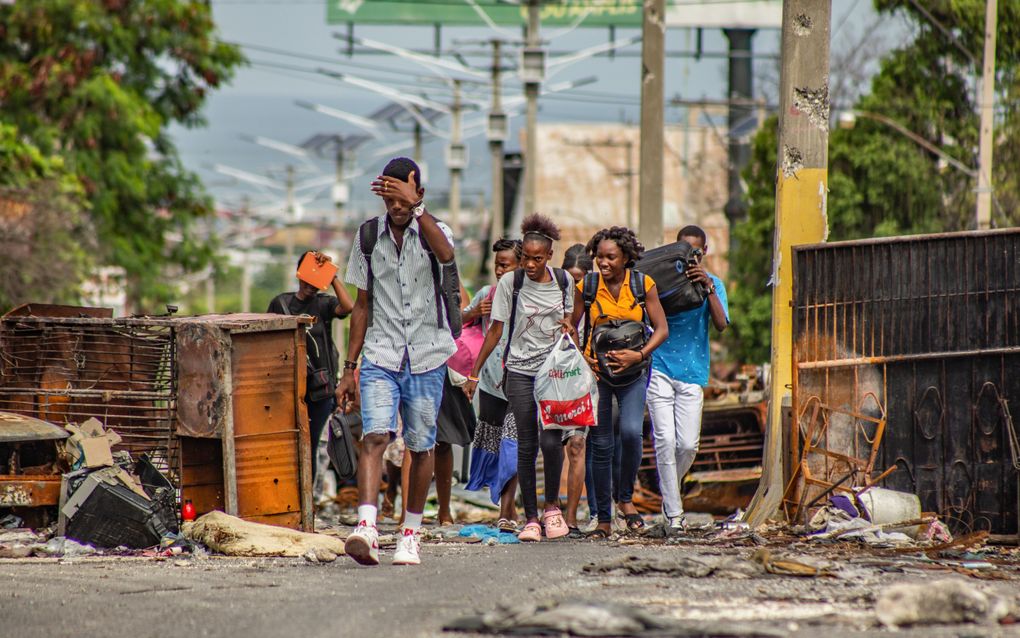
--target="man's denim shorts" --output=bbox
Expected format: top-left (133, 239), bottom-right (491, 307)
top-left (359, 360), bottom-right (446, 453)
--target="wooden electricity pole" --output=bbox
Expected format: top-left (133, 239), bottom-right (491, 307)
top-left (744, 0), bottom-right (831, 527)
top-left (638, 0), bottom-right (665, 248)
top-left (976, 0), bottom-right (998, 230)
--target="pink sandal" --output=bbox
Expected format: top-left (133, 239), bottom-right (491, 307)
top-left (542, 508), bottom-right (569, 539)
top-left (518, 521), bottom-right (542, 542)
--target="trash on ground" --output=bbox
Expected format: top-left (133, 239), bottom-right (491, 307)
top-left (875, 579), bottom-right (1010, 627)
top-left (303, 547), bottom-right (339, 563)
top-left (583, 553), bottom-right (765, 580)
top-left (750, 549), bottom-right (834, 577)
top-left (444, 600), bottom-right (785, 637)
top-left (459, 524), bottom-right (520, 544)
top-left (183, 510), bottom-right (345, 557)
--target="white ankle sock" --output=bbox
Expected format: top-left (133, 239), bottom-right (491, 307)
top-left (358, 504), bottom-right (378, 527)
top-left (403, 511), bottom-right (423, 533)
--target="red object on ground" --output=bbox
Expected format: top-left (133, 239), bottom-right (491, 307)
top-left (182, 499), bottom-right (196, 522)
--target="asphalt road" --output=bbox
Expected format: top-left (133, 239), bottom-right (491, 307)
top-left (3, 528), bottom-right (1020, 638)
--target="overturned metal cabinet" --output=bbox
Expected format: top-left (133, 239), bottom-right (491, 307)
top-left (175, 314), bottom-right (312, 531)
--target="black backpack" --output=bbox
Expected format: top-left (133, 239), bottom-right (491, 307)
top-left (633, 240), bottom-right (706, 316)
top-left (581, 270), bottom-right (651, 388)
top-left (500, 268), bottom-right (572, 382)
top-left (358, 217), bottom-right (463, 338)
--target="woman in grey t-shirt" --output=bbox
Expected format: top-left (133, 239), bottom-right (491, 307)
top-left (464, 214), bottom-right (574, 542)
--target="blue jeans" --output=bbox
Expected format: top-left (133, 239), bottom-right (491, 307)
top-left (359, 360), bottom-right (446, 452)
top-left (585, 405), bottom-right (621, 515)
top-left (590, 372), bottom-right (648, 523)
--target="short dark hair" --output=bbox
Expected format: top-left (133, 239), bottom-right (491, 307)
top-left (296, 250), bottom-right (312, 271)
top-left (677, 224), bottom-right (707, 246)
top-left (520, 213), bottom-right (561, 249)
top-left (561, 243), bottom-right (592, 272)
top-left (382, 157), bottom-right (422, 190)
top-left (492, 237), bottom-right (522, 259)
top-left (586, 226), bottom-right (644, 268)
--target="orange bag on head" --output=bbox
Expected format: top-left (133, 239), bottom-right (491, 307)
top-left (297, 252), bottom-right (338, 290)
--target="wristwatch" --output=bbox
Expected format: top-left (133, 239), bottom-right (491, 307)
top-left (706, 283), bottom-right (717, 296)
top-left (411, 199), bottom-right (426, 219)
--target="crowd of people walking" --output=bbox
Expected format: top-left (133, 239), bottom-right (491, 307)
top-left (272, 157), bottom-right (729, 566)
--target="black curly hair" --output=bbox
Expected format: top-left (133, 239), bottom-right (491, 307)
top-left (561, 243), bottom-right (592, 272)
top-left (492, 237), bottom-right (523, 259)
top-left (586, 226), bottom-right (644, 267)
top-left (520, 213), bottom-right (561, 249)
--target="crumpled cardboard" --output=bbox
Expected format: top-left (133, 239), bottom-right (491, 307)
top-left (62, 418), bottom-right (122, 469)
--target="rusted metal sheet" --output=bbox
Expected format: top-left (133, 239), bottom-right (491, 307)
top-left (789, 228), bottom-right (1020, 537)
top-left (230, 331), bottom-right (305, 530)
top-left (0, 476), bottom-right (61, 507)
top-left (0, 411), bottom-right (69, 443)
top-left (3, 303), bottom-right (113, 319)
top-left (175, 323), bottom-right (231, 438)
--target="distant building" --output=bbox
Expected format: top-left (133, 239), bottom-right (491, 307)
top-left (530, 119), bottom-right (731, 278)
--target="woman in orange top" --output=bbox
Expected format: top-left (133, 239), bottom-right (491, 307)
top-left (569, 227), bottom-right (668, 538)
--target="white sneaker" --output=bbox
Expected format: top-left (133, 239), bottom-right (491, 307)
top-left (344, 522), bottom-right (380, 566)
top-left (666, 515), bottom-right (688, 537)
top-left (392, 529), bottom-right (421, 566)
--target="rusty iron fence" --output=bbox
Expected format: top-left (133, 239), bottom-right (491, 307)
top-left (0, 315), bottom-right (179, 481)
top-left (787, 229), bottom-right (1020, 538)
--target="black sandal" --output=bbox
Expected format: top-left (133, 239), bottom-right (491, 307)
top-left (624, 513), bottom-right (645, 531)
top-left (585, 528), bottom-right (609, 540)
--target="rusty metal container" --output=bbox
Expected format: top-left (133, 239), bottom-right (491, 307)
top-left (175, 314), bottom-right (312, 531)
top-left (788, 229), bottom-right (1020, 539)
top-left (0, 307), bottom-right (313, 531)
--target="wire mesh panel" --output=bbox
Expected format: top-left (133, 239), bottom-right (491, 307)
top-left (0, 316), bottom-right (178, 484)
top-left (789, 229), bottom-right (1020, 537)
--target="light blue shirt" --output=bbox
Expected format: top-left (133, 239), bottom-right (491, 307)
top-left (651, 273), bottom-right (728, 387)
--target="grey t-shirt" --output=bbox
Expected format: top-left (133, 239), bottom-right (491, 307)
top-left (490, 268), bottom-right (573, 377)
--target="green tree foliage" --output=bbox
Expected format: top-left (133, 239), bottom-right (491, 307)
top-left (0, 1), bottom-right (243, 310)
top-left (0, 123), bottom-right (94, 309)
top-left (726, 1), bottom-right (1020, 363)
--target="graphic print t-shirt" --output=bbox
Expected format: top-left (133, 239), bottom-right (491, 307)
top-left (490, 268), bottom-right (573, 377)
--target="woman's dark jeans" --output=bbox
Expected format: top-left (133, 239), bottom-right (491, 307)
top-left (505, 371), bottom-right (564, 521)
top-left (590, 371), bottom-right (648, 523)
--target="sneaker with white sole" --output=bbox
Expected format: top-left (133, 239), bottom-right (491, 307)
top-left (392, 528), bottom-right (421, 565)
top-left (666, 515), bottom-right (688, 537)
top-left (345, 522), bottom-right (380, 566)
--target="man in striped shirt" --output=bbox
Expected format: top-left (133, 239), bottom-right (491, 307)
top-left (337, 157), bottom-right (457, 567)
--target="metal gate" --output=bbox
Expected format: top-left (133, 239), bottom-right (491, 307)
top-left (787, 229), bottom-right (1020, 538)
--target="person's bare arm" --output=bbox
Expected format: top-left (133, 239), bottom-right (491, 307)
top-left (687, 264), bottom-right (728, 332)
top-left (371, 171), bottom-right (454, 263)
top-left (331, 276), bottom-right (354, 317)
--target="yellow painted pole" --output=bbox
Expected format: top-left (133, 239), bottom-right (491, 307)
top-left (744, 0), bottom-right (831, 527)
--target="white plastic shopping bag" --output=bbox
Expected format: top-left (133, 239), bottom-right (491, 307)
top-left (534, 333), bottom-right (599, 429)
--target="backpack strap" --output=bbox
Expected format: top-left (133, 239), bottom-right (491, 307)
top-left (628, 269), bottom-right (649, 326)
top-left (501, 270), bottom-right (527, 368)
top-left (580, 271), bottom-right (600, 352)
top-left (358, 218), bottom-right (380, 328)
top-left (551, 267), bottom-right (570, 313)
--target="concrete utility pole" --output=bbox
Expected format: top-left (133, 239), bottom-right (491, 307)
top-left (449, 79), bottom-right (464, 235)
top-left (638, 0), bottom-right (665, 248)
top-left (976, 0), bottom-right (998, 230)
top-left (488, 39), bottom-right (507, 244)
top-left (744, 0), bottom-right (831, 528)
top-left (240, 195), bottom-right (252, 314)
top-left (283, 164), bottom-right (295, 290)
top-left (522, 0), bottom-right (542, 218)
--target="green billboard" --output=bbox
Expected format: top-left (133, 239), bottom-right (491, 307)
top-left (326, 0), bottom-right (647, 27)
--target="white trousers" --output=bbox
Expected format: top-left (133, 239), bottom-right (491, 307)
top-left (647, 370), bottom-right (704, 518)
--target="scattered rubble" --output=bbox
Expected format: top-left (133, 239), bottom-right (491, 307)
top-left (444, 601), bottom-right (786, 637)
top-left (875, 579), bottom-right (1011, 627)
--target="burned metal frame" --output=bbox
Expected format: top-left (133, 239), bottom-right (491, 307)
top-left (788, 229), bottom-right (1020, 538)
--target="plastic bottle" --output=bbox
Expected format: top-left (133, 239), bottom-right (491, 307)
top-left (181, 499), bottom-right (196, 522)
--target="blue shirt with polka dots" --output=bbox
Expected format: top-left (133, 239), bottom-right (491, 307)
top-left (651, 273), bottom-right (728, 387)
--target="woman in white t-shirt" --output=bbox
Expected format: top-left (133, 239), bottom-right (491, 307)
top-left (464, 214), bottom-right (575, 542)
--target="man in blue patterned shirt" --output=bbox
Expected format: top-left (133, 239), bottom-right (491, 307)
top-left (337, 157), bottom-right (457, 567)
top-left (648, 225), bottom-right (729, 535)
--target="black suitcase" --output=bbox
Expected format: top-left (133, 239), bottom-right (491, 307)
top-left (634, 240), bottom-right (706, 316)
top-left (326, 409), bottom-right (359, 481)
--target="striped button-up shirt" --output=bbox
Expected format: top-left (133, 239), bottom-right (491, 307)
top-left (346, 215), bottom-right (457, 374)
